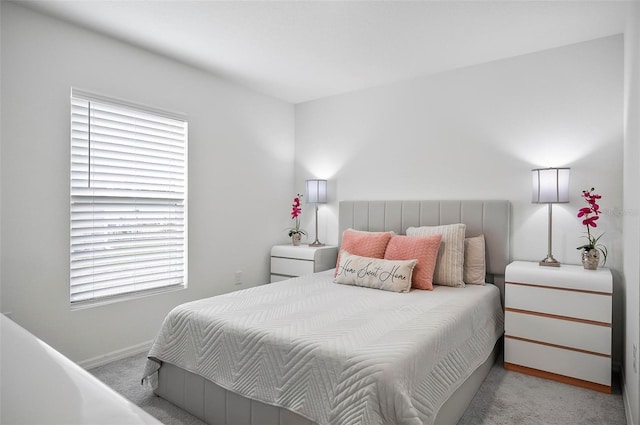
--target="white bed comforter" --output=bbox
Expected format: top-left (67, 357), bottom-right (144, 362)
top-left (143, 270), bottom-right (503, 425)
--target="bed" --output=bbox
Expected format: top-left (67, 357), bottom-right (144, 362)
top-left (143, 200), bottom-right (510, 425)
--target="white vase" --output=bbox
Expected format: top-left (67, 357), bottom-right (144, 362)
top-left (291, 233), bottom-right (301, 246)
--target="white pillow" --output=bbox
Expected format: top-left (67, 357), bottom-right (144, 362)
top-left (464, 234), bottom-right (486, 285)
top-left (406, 223), bottom-right (466, 287)
top-left (334, 250), bottom-right (416, 293)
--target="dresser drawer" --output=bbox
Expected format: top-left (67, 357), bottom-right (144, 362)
top-left (270, 257), bottom-right (315, 277)
top-left (505, 310), bottom-right (611, 355)
top-left (505, 283), bottom-right (611, 323)
top-left (505, 337), bottom-right (611, 386)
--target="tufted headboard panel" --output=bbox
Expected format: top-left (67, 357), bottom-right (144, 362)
top-left (338, 200), bottom-right (511, 281)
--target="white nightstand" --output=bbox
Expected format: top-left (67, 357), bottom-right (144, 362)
top-left (270, 245), bottom-right (338, 283)
top-left (504, 260), bottom-right (613, 393)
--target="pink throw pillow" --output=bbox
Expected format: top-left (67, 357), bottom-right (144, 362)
top-left (384, 234), bottom-right (442, 290)
top-left (336, 229), bottom-right (394, 276)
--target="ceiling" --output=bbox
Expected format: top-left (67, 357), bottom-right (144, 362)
top-left (18, 0), bottom-right (632, 104)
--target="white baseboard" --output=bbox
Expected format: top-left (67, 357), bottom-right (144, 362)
top-left (78, 340), bottom-right (154, 370)
top-left (622, 366), bottom-right (636, 425)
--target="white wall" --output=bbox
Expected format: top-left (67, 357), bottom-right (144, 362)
top-left (623, 3), bottom-right (640, 424)
top-left (295, 36), bottom-right (625, 365)
top-left (0, 3), bottom-right (295, 364)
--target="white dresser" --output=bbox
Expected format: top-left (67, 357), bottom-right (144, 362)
top-left (504, 260), bottom-right (612, 393)
top-left (270, 245), bottom-right (338, 283)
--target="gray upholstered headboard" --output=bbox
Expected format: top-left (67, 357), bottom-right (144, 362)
top-left (338, 200), bottom-right (511, 290)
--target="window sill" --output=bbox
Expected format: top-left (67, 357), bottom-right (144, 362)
top-left (70, 284), bottom-right (187, 311)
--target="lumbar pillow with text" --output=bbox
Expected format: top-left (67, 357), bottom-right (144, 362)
top-left (406, 223), bottom-right (466, 287)
top-left (334, 250), bottom-right (417, 293)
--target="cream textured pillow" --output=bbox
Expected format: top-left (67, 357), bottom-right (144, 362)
top-left (334, 250), bottom-right (416, 293)
top-left (406, 223), bottom-right (466, 287)
top-left (384, 234), bottom-right (442, 290)
top-left (464, 234), bottom-right (486, 285)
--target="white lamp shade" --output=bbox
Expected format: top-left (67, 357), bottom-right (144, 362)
top-left (532, 168), bottom-right (570, 204)
top-left (306, 179), bottom-right (327, 203)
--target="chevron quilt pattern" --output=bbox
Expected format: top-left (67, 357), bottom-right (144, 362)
top-left (143, 270), bottom-right (503, 425)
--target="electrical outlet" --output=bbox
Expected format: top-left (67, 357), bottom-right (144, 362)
top-left (234, 271), bottom-right (243, 285)
top-left (633, 343), bottom-right (638, 373)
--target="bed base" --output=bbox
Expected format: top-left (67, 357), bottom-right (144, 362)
top-left (154, 341), bottom-right (500, 425)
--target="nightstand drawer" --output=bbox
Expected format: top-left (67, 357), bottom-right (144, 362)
top-left (270, 257), bottom-right (315, 277)
top-left (270, 245), bottom-right (338, 282)
top-left (505, 337), bottom-right (611, 386)
top-left (505, 310), bottom-right (611, 355)
top-left (505, 283), bottom-right (611, 323)
top-left (269, 274), bottom-right (290, 283)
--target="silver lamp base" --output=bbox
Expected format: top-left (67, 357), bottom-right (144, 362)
top-left (308, 204), bottom-right (324, 247)
top-left (538, 203), bottom-right (561, 267)
top-left (539, 255), bottom-right (560, 267)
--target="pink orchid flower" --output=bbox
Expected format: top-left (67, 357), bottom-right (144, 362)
top-left (576, 188), bottom-right (607, 265)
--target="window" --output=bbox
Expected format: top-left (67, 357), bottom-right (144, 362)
top-left (70, 89), bottom-right (187, 305)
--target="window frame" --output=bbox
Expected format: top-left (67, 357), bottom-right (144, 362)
top-left (69, 88), bottom-right (188, 307)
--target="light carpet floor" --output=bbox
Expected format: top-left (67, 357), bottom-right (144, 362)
top-left (90, 352), bottom-right (627, 425)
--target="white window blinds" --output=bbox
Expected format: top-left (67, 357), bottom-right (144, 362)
top-left (70, 89), bottom-right (187, 304)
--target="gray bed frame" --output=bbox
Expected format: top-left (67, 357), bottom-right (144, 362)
top-left (154, 200), bottom-right (511, 425)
